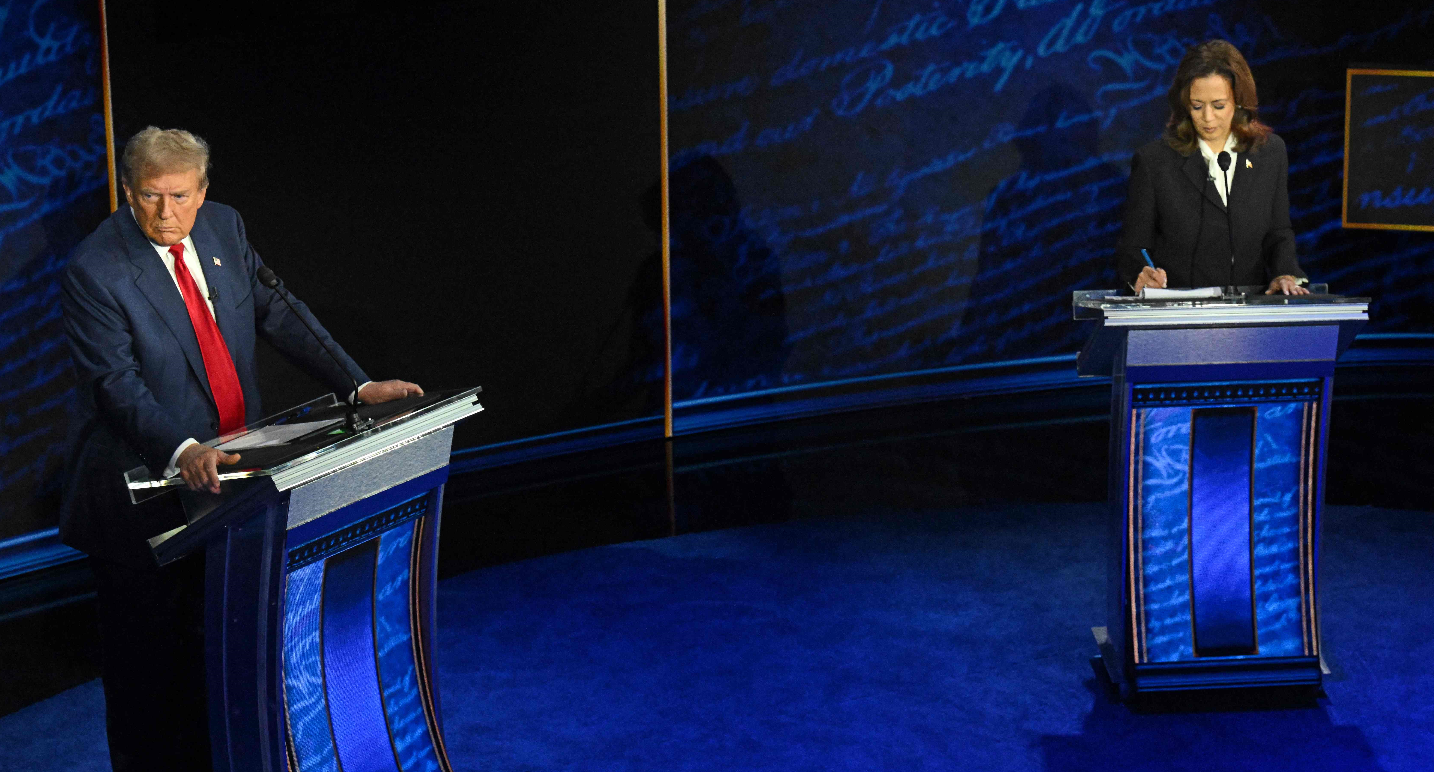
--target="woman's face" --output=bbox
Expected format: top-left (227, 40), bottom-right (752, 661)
top-left (1188, 73), bottom-right (1234, 145)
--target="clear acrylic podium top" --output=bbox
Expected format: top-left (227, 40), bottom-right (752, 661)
top-left (1071, 285), bottom-right (1369, 326)
top-left (125, 387), bottom-right (483, 503)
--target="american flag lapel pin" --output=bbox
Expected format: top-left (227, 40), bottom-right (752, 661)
top-left (213, 257), bottom-right (222, 267)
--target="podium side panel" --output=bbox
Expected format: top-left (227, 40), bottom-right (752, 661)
top-left (1106, 352), bottom-right (1132, 684)
top-left (1251, 402), bottom-right (1309, 657)
top-left (1312, 376), bottom-right (1334, 656)
top-left (282, 561), bottom-right (338, 772)
top-left (417, 486), bottom-right (448, 738)
top-left (321, 542), bottom-right (402, 772)
top-left (375, 518), bottom-right (446, 771)
top-left (281, 472), bottom-right (454, 772)
top-left (1135, 406), bottom-right (1195, 663)
top-left (206, 496), bottom-right (291, 772)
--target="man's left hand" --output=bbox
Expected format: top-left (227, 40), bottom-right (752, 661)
top-left (1265, 276), bottom-right (1310, 296)
top-left (358, 380), bottom-right (424, 404)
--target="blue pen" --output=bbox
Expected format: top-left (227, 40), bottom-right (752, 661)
top-left (1141, 249), bottom-right (1156, 269)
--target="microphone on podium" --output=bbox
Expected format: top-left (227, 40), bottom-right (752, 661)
top-left (256, 265), bottom-right (372, 431)
top-left (1217, 151), bottom-right (1238, 296)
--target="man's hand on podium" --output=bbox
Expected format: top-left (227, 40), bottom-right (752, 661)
top-left (178, 444), bottom-right (242, 494)
top-left (358, 380), bottom-right (425, 404)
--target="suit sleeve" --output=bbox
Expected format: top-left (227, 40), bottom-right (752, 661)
top-left (62, 260), bottom-right (192, 470)
top-left (1262, 138), bottom-right (1304, 280)
top-left (1115, 149), bottom-right (1156, 290)
top-left (234, 214), bottom-right (370, 394)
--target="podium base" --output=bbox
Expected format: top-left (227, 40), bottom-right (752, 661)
top-left (1091, 626), bottom-right (1324, 697)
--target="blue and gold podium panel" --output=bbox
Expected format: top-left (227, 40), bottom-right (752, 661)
top-left (282, 493), bottom-right (451, 772)
top-left (1126, 381), bottom-right (1321, 666)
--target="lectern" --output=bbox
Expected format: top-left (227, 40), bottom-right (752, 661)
top-left (126, 388), bottom-right (483, 771)
top-left (1075, 290), bottom-right (1367, 694)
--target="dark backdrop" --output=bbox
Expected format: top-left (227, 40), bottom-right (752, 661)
top-left (0, 0), bottom-right (662, 541)
top-left (105, 0), bottom-right (666, 452)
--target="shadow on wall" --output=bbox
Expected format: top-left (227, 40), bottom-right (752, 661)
top-left (569, 154), bottom-right (794, 420)
top-left (965, 82), bottom-right (1123, 364)
top-left (561, 181), bottom-right (668, 427)
top-left (668, 155), bottom-right (791, 402)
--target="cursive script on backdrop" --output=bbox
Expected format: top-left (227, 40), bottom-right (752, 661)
top-left (664, 0), bottom-right (1434, 401)
top-left (0, 0), bottom-right (111, 536)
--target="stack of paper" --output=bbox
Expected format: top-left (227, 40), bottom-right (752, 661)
top-left (1139, 286), bottom-right (1223, 300)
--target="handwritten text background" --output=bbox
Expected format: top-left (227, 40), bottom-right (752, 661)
top-left (666, 0), bottom-right (1434, 401)
top-left (0, 0), bottom-right (109, 539)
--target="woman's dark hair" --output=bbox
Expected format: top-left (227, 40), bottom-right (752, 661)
top-left (1163, 40), bottom-right (1271, 156)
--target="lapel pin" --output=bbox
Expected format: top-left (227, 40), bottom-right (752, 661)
top-left (213, 257), bottom-right (222, 267)
top-left (1245, 159), bottom-right (1253, 169)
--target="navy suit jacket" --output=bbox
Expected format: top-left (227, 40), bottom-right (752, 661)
top-left (1116, 133), bottom-right (1306, 289)
top-left (60, 202), bottom-right (368, 567)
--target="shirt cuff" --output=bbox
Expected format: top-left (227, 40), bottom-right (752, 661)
top-left (164, 438), bottom-right (200, 478)
top-left (351, 381), bottom-right (373, 404)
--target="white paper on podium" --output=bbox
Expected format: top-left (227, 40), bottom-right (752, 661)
top-left (1140, 286), bottom-right (1223, 300)
top-left (215, 419), bottom-right (344, 451)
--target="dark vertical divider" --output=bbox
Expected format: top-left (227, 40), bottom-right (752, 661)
top-left (1189, 407), bottom-right (1257, 657)
top-left (320, 540), bottom-right (400, 772)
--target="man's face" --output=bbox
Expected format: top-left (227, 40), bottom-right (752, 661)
top-left (124, 168), bottom-right (207, 246)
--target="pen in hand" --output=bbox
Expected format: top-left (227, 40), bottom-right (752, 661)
top-left (1139, 249), bottom-right (1167, 291)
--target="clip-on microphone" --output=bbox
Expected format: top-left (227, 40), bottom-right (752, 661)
top-left (1217, 151), bottom-right (1239, 298)
top-left (255, 266), bottom-right (372, 433)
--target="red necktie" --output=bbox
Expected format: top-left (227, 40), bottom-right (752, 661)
top-left (169, 243), bottom-right (246, 435)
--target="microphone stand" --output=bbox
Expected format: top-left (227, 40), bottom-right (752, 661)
top-left (256, 266), bottom-right (373, 433)
top-left (1218, 151), bottom-right (1239, 299)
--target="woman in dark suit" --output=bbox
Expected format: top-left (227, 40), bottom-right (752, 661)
top-left (1117, 40), bottom-right (1310, 295)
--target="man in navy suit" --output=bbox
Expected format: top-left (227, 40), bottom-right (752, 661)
top-left (61, 126), bottom-right (421, 770)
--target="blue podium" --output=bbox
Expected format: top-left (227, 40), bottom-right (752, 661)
top-left (127, 388), bottom-right (483, 771)
top-left (1076, 291), bottom-right (1367, 694)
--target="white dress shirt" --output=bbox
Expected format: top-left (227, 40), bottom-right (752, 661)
top-left (1198, 133), bottom-right (1238, 207)
top-left (147, 236), bottom-right (216, 319)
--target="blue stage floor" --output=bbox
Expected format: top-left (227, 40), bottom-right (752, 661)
top-left (1, 503), bottom-right (1429, 772)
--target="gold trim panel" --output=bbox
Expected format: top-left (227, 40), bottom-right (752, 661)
top-left (1342, 68), bottom-right (1434, 233)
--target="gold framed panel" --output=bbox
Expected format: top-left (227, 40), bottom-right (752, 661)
top-left (1342, 68), bottom-right (1434, 233)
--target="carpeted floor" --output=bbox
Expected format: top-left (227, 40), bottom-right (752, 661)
top-left (1, 503), bottom-right (1429, 771)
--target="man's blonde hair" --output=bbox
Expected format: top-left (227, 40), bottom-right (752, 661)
top-left (121, 126), bottom-right (211, 188)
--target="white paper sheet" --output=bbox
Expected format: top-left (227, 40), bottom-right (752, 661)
top-left (1140, 286), bottom-right (1223, 300)
top-left (215, 419), bottom-right (344, 451)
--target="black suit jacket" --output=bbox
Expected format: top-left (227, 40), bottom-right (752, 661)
top-left (60, 202), bottom-right (368, 568)
top-left (1116, 133), bottom-right (1305, 289)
